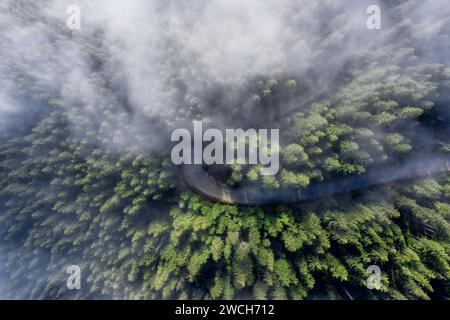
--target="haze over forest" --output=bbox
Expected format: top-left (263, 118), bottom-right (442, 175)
top-left (0, 0), bottom-right (449, 299)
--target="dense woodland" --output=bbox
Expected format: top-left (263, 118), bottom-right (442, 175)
top-left (0, 0), bottom-right (449, 299)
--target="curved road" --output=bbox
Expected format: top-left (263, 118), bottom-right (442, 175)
top-left (182, 155), bottom-right (450, 205)
top-left (180, 87), bottom-right (449, 205)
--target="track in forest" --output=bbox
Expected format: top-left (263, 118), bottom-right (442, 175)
top-left (182, 155), bottom-right (450, 205)
top-left (181, 89), bottom-right (450, 205)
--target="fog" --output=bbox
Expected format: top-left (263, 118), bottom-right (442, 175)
top-left (1, 0), bottom-right (385, 142)
top-left (1, 1), bottom-right (448, 139)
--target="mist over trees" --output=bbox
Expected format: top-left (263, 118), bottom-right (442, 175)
top-left (0, 0), bottom-right (449, 299)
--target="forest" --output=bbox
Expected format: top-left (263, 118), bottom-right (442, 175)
top-left (0, 0), bottom-right (449, 300)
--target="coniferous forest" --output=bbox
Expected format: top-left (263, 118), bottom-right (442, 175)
top-left (0, 0), bottom-right (449, 300)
